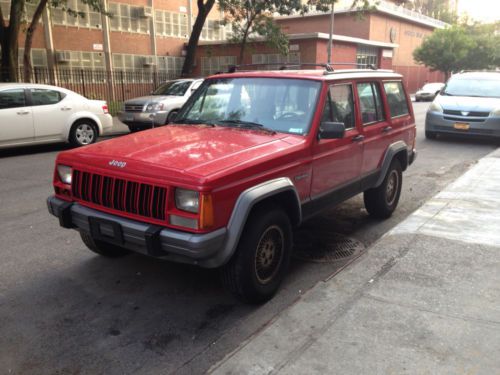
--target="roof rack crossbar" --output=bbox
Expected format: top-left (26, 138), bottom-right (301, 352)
top-left (227, 62), bottom-right (334, 73)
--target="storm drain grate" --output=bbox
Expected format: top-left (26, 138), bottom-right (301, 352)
top-left (293, 230), bottom-right (365, 263)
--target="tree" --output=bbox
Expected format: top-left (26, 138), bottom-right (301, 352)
top-left (181, 0), bottom-right (216, 77)
top-left (0, 0), bottom-right (107, 82)
top-left (413, 24), bottom-right (499, 80)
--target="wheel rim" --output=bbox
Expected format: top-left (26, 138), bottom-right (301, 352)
top-left (254, 225), bottom-right (284, 285)
top-left (385, 170), bottom-right (399, 206)
top-left (75, 124), bottom-right (95, 145)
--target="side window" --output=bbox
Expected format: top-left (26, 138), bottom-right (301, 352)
top-left (383, 81), bottom-right (409, 118)
top-left (322, 84), bottom-right (355, 129)
top-left (30, 89), bottom-right (64, 106)
top-left (357, 82), bottom-right (385, 125)
top-left (0, 89), bottom-right (26, 110)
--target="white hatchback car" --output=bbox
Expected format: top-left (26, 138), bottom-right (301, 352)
top-left (0, 83), bottom-right (112, 149)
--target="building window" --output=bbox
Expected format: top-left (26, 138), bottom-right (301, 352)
top-left (251, 52), bottom-right (301, 69)
top-left (201, 19), bottom-right (224, 41)
top-left (55, 50), bottom-right (105, 70)
top-left (108, 3), bottom-right (150, 34)
top-left (156, 56), bottom-right (185, 76)
top-left (356, 45), bottom-right (378, 69)
top-left (201, 56), bottom-right (237, 76)
top-left (155, 10), bottom-right (188, 38)
top-left (13, 48), bottom-right (48, 68)
top-left (0, 0), bottom-right (42, 23)
top-left (50, 0), bottom-right (102, 29)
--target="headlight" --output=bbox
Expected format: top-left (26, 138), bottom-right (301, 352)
top-left (57, 165), bottom-right (72, 185)
top-left (175, 188), bottom-right (199, 213)
top-left (491, 108), bottom-right (500, 117)
top-left (146, 102), bottom-right (164, 112)
top-left (428, 101), bottom-right (443, 113)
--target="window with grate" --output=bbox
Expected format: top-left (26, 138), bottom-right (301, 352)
top-left (201, 56), bottom-right (237, 76)
top-left (108, 3), bottom-right (150, 34)
top-left (155, 10), bottom-right (187, 38)
top-left (251, 52), bottom-right (301, 69)
top-left (50, 0), bottom-right (102, 29)
top-left (356, 45), bottom-right (378, 69)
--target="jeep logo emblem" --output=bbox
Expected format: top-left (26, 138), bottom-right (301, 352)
top-left (109, 160), bottom-right (127, 168)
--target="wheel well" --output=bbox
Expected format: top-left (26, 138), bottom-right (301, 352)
top-left (250, 190), bottom-right (301, 227)
top-left (72, 118), bottom-right (99, 136)
top-left (394, 149), bottom-right (408, 171)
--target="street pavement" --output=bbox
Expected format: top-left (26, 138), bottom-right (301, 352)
top-left (211, 148), bottom-right (500, 375)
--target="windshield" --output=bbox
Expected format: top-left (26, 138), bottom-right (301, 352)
top-left (443, 77), bottom-right (500, 98)
top-left (175, 78), bottom-right (321, 135)
top-left (153, 80), bottom-right (191, 96)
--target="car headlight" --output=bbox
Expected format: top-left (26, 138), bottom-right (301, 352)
top-left (490, 108), bottom-right (500, 117)
top-left (146, 102), bottom-right (164, 112)
top-left (428, 101), bottom-right (443, 113)
top-left (57, 165), bottom-right (72, 185)
top-left (175, 188), bottom-right (199, 213)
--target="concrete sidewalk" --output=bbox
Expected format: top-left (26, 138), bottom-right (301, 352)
top-left (211, 149), bottom-right (500, 375)
top-left (103, 117), bottom-right (130, 137)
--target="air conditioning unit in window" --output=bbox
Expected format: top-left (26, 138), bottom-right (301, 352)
top-left (56, 51), bottom-right (71, 63)
top-left (136, 6), bottom-right (153, 18)
top-left (142, 56), bottom-right (156, 66)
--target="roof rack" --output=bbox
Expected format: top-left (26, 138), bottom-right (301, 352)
top-left (227, 62), bottom-right (334, 73)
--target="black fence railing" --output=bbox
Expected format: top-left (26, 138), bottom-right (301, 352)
top-left (1, 67), bottom-right (181, 115)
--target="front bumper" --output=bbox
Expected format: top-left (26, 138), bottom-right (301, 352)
top-left (118, 111), bottom-right (168, 128)
top-left (47, 196), bottom-right (227, 268)
top-left (426, 111), bottom-right (500, 138)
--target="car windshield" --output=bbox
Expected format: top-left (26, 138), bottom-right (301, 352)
top-left (153, 80), bottom-right (191, 96)
top-left (175, 77), bottom-right (321, 135)
top-left (442, 76), bottom-right (500, 98)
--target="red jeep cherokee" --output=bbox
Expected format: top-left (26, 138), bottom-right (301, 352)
top-left (48, 66), bottom-right (416, 303)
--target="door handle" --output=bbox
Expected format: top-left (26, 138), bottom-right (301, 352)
top-left (17, 110), bottom-right (30, 115)
top-left (382, 126), bottom-right (393, 133)
top-left (60, 107), bottom-right (72, 111)
top-left (352, 135), bottom-right (365, 142)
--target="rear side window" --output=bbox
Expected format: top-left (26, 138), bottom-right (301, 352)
top-left (357, 82), bottom-right (385, 125)
top-left (321, 84), bottom-right (355, 129)
top-left (30, 89), bottom-right (64, 106)
top-left (0, 89), bottom-right (26, 110)
top-left (383, 81), bottom-right (409, 118)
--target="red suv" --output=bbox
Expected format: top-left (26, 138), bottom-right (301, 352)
top-left (48, 65), bottom-right (416, 303)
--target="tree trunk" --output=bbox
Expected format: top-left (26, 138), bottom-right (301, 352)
top-left (0, 0), bottom-right (25, 82)
top-left (23, 0), bottom-right (47, 83)
top-left (238, 24), bottom-right (251, 64)
top-left (181, 0), bottom-right (215, 77)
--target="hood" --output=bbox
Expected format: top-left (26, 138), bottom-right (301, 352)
top-left (59, 125), bottom-right (304, 182)
top-left (436, 95), bottom-right (500, 112)
top-left (125, 95), bottom-right (181, 105)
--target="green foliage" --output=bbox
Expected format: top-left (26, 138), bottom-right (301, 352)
top-left (413, 24), bottom-right (500, 78)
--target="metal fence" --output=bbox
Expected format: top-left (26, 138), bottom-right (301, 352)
top-left (1, 67), bottom-right (181, 115)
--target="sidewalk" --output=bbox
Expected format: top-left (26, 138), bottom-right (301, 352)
top-left (103, 117), bottom-right (130, 137)
top-left (211, 148), bottom-right (500, 375)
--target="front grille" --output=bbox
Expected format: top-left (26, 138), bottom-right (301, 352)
top-left (443, 116), bottom-right (485, 122)
top-left (443, 109), bottom-right (490, 117)
top-left (72, 170), bottom-right (167, 221)
top-left (124, 104), bottom-right (144, 113)
top-left (434, 125), bottom-right (494, 135)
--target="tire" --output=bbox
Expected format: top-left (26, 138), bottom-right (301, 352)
top-left (220, 206), bottom-right (292, 304)
top-left (69, 120), bottom-right (98, 147)
top-left (364, 159), bottom-right (402, 219)
top-left (80, 231), bottom-right (129, 257)
top-left (425, 130), bottom-right (437, 140)
top-left (167, 110), bottom-right (178, 124)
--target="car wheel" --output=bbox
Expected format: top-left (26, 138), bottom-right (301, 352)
top-left (220, 206), bottom-right (292, 304)
top-left (425, 130), bottom-right (437, 140)
top-left (69, 120), bottom-right (98, 147)
top-left (80, 231), bottom-right (129, 257)
top-left (364, 159), bottom-right (402, 219)
top-left (167, 110), bottom-right (178, 124)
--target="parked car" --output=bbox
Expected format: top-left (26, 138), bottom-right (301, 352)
top-left (425, 71), bottom-right (500, 140)
top-left (48, 65), bottom-right (416, 303)
top-left (118, 78), bottom-right (204, 132)
top-left (0, 83), bottom-right (112, 149)
top-left (415, 82), bottom-right (444, 101)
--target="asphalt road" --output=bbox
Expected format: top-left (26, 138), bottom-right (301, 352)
top-left (1, 102), bottom-right (498, 375)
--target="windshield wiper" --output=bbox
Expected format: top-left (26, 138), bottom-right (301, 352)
top-left (217, 120), bottom-right (277, 134)
top-left (173, 118), bottom-right (215, 127)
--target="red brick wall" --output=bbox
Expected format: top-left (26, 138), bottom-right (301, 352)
top-left (52, 27), bottom-right (104, 52)
top-left (393, 65), bottom-right (445, 93)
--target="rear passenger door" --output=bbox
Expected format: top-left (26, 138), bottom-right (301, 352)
top-left (356, 81), bottom-right (392, 178)
top-left (29, 88), bottom-right (69, 140)
top-left (382, 81), bottom-right (412, 146)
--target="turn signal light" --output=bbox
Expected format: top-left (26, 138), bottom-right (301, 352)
top-left (199, 193), bottom-right (214, 230)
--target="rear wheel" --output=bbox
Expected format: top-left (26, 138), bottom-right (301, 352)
top-left (80, 231), bottom-right (129, 257)
top-left (364, 159), bottom-right (402, 219)
top-left (425, 130), bottom-right (437, 140)
top-left (69, 120), bottom-right (98, 147)
top-left (220, 206), bottom-right (292, 304)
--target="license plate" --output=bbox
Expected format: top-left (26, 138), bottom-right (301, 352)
top-left (88, 217), bottom-right (124, 245)
top-left (454, 122), bottom-right (470, 130)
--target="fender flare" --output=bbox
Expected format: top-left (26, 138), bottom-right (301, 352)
top-left (374, 141), bottom-right (409, 187)
top-left (62, 112), bottom-right (103, 141)
top-left (203, 177), bottom-right (301, 268)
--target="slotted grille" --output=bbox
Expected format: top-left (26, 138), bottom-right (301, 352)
top-left (124, 104), bottom-right (144, 112)
top-left (72, 170), bottom-right (167, 221)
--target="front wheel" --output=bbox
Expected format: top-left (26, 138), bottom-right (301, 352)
top-left (364, 159), bottom-right (402, 219)
top-left (220, 206), bottom-right (292, 304)
top-left (69, 120), bottom-right (98, 147)
top-left (425, 130), bottom-right (437, 140)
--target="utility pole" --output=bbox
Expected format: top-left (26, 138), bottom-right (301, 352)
top-left (327, 1), bottom-right (335, 64)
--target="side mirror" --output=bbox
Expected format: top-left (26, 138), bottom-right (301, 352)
top-left (319, 121), bottom-right (345, 140)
